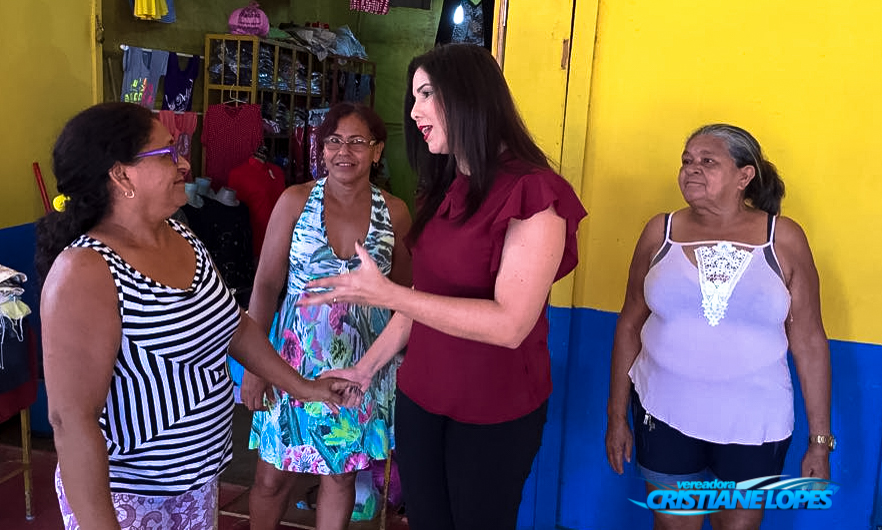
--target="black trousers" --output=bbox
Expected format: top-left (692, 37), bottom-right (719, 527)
top-left (394, 389), bottom-right (548, 530)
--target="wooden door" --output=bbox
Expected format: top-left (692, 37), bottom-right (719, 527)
top-left (499, 1), bottom-right (600, 528)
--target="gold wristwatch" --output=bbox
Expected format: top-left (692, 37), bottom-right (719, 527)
top-left (809, 434), bottom-right (836, 451)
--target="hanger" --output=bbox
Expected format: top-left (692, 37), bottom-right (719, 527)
top-left (223, 89), bottom-right (249, 105)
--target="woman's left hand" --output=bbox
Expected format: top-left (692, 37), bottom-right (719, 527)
top-left (297, 241), bottom-right (393, 308)
top-left (800, 445), bottom-right (831, 480)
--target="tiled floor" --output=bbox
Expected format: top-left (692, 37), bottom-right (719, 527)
top-left (0, 444), bottom-right (408, 530)
top-left (0, 408), bottom-right (409, 530)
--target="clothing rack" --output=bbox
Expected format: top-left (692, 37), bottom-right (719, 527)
top-left (151, 109), bottom-right (203, 116)
top-left (119, 44), bottom-right (203, 59)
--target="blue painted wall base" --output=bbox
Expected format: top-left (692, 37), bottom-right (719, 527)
top-left (518, 307), bottom-right (882, 530)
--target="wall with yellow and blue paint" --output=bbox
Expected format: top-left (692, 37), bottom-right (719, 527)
top-left (4, 2), bottom-right (881, 529)
top-left (507, 2), bottom-right (882, 529)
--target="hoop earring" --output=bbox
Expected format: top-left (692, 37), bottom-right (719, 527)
top-left (372, 161), bottom-right (379, 169)
top-left (124, 189), bottom-right (135, 199)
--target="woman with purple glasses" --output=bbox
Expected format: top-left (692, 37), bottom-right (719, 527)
top-left (36, 102), bottom-right (360, 530)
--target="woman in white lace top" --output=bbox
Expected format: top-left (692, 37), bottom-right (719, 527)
top-left (605, 124), bottom-right (832, 530)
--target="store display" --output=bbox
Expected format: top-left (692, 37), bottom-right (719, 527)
top-left (184, 183), bottom-right (204, 208)
top-left (214, 187), bottom-right (241, 207)
top-left (203, 33), bottom-right (376, 184)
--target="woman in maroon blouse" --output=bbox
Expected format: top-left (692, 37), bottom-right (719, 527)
top-left (302, 43), bottom-right (586, 530)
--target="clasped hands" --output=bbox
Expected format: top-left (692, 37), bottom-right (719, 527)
top-left (241, 371), bottom-right (364, 413)
top-left (243, 242), bottom-right (387, 413)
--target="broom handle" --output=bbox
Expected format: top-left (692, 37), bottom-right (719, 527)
top-left (379, 451), bottom-right (392, 530)
top-left (33, 162), bottom-right (51, 214)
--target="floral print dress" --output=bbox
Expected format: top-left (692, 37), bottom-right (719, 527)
top-left (249, 178), bottom-right (399, 475)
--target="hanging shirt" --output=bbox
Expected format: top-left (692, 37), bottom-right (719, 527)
top-left (126, 0), bottom-right (176, 23)
top-left (350, 0), bottom-right (390, 15)
top-left (162, 53), bottom-right (200, 111)
top-left (134, 0), bottom-right (168, 20)
top-left (228, 157), bottom-right (286, 257)
top-left (158, 110), bottom-right (198, 162)
top-left (201, 104), bottom-right (263, 190)
top-left (0, 264), bottom-right (31, 397)
top-left (121, 47), bottom-right (169, 108)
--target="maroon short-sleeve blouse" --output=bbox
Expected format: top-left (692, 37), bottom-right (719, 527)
top-left (397, 153), bottom-right (587, 424)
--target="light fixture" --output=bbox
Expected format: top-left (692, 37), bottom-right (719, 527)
top-left (453, 4), bottom-right (464, 24)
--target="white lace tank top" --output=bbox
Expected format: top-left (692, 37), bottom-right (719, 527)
top-left (629, 213), bottom-right (793, 444)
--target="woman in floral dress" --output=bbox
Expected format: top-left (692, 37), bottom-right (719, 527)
top-left (241, 102), bottom-right (412, 530)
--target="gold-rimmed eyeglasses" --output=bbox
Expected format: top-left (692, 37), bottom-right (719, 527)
top-left (323, 136), bottom-right (378, 152)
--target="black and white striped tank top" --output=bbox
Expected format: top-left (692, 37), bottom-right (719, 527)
top-left (69, 219), bottom-right (240, 495)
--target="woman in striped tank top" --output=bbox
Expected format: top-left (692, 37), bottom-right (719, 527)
top-left (36, 103), bottom-right (360, 530)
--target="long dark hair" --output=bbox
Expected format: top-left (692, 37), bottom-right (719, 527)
top-left (315, 102), bottom-right (388, 183)
top-left (688, 124), bottom-right (785, 215)
top-left (404, 44), bottom-right (550, 241)
top-left (35, 103), bottom-right (154, 281)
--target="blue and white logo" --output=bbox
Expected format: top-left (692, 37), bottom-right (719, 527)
top-left (629, 476), bottom-right (838, 515)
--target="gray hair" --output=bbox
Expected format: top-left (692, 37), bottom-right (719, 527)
top-left (687, 124), bottom-right (785, 215)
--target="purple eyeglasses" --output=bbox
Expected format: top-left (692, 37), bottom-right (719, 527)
top-left (135, 145), bottom-right (180, 165)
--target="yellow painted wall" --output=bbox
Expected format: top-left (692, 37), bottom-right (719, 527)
top-left (506, 1), bottom-right (882, 344)
top-left (1, 2), bottom-right (96, 228)
top-left (503, 0), bottom-right (597, 309)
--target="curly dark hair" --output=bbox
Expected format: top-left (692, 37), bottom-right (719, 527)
top-left (35, 102), bottom-right (154, 282)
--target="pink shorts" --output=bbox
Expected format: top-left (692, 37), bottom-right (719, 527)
top-left (55, 465), bottom-right (219, 530)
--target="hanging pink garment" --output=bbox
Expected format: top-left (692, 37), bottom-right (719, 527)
top-left (201, 104), bottom-right (263, 189)
top-left (350, 0), bottom-right (389, 15)
top-left (158, 110), bottom-right (199, 163)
